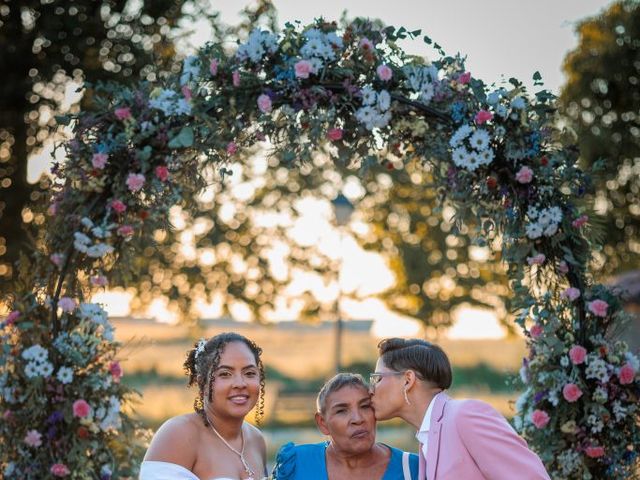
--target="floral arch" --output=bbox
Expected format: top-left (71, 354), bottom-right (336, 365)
top-left (1, 18), bottom-right (639, 479)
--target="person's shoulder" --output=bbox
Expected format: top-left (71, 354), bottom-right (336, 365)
top-left (447, 397), bottom-right (506, 427)
top-left (244, 421), bottom-right (265, 442)
top-left (273, 443), bottom-right (326, 479)
top-left (144, 413), bottom-right (202, 464)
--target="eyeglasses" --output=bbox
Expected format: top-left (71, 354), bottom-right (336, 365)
top-left (369, 371), bottom-right (405, 388)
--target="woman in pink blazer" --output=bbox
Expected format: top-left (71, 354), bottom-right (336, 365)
top-left (370, 337), bottom-right (550, 480)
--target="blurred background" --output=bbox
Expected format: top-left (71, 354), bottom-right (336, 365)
top-left (1, 0), bottom-right (639, 461)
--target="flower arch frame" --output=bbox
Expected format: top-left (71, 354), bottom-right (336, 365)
top-left (1, 18), bottom-right (638, 479)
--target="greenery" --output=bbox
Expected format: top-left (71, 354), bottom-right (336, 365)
top-left (560, 0), bottom-right (640, 275)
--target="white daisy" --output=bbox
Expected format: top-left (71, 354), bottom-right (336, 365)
top-left (360, 86), bottom-right (377, 106)
top-left (525, 222), bottom-right (543, 239)
top-left (547, 206), bottom-right (563, 224)
top-left (449, 124), bottom-right (473, 148)
top-left (377, 90), bottom-right (391, 111)
top-left (543, 223), bottom-right (559, 237)
top-left (452, 146), bottom-right (470, 168)
top-left (477, 148), bottom-right (495, 166)
top-left (469, 129), bottom-right (491, 151)
top-left (420, 83), bottom-right (435, 104)
top-left (56, 366), bottom-right (74, 384)
top-left (527, 205), bottom-right (539, 219)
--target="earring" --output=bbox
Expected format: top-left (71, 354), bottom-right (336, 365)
top-left (403, 386), bottom-right (411, 405)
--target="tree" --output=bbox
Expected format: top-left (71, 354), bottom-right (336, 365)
top-left (560, 0), bottom-right (640, 276)
top-left (0, 0), bottom-right (193, 289)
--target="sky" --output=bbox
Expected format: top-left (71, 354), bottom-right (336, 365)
top-left (34, 0), bottom-right (616, 339)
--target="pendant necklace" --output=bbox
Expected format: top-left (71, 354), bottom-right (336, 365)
top-left (206, 416), bottom-right (256, 480)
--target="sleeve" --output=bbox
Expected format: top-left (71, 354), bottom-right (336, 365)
top-left (271, 442), bottom-right (297, 480)
top-left (455, 400), bottom-right (550, 480)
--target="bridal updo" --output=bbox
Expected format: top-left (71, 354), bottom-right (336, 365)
top-left (183, 332), bottom-right (265, 424)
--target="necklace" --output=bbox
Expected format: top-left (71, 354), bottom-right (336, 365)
top-left (206, 416), bottom-right (256, 480)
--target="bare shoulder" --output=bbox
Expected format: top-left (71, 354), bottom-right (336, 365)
top-left (144, 413), bottom-right (203, 466)
top-left (244, 422), bottom-right (266, 458)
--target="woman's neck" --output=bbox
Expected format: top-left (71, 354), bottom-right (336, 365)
top-left (204, 409), bottom-right (245, 441)
top-left (400, 389), bottom-right (442, 430)
top-left (327, 442), bottom-right (386, 469)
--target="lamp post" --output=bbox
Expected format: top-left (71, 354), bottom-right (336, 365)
top-left (332, 193), bottom-right (354, 374)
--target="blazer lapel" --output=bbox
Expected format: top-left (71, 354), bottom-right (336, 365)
top-left (426, 393), bottom-right (449, 480)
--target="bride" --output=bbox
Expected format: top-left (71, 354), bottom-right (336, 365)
top-left (140, 332), bottom-right (268, 480)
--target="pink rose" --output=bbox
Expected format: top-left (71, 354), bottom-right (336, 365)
top-left (91, 153), bottom-right (108, 170)
top-left (209, 58), bottom-right (219, 77)
top-left (618, 363), bottom-right (636, 385)
top-left (588, 299), bottom-right (608, 317)
top-left (585, 446), bottom-right (605, 458)
top-left (474, 110), bottom-right (494, 125)
top-left (359, 38), bottom-right (374, 51)
top-left (110, 200), bottom-right (127, 214)
top-left (181, 85), bottom-right (192, 101)
top-left (294, 60), bottom-right (313, 79)
top-left (530, 409), bottom-right (550, 429)
top-left (58, 297), bottom-right (76, 313)
top-left (5, 310), bottom-right (20, 326)
top-left (24, 429), bottom-right (42, 447)
top-left (562, 383), bottom-right (583, 403)
top-left (527, 254), bottom-right (545, 266)
top-left (529, 324), bottom-right (543, 338)
top-left (257, 94), bottom-right (272, 113)
top-left (109, 361), bottom-right (123, 382)
top-left (72, 399), bottom-right (91, 418)
top-left (226, 142), bottom-right (238, 155)
top-left (376, 64), bottom-right (393, 81)
top-left (155, 165), bottom-right (170, 182)
top-left (572, 215), bottom-right (589, 228)
top-left (232, 70), bottom-right (241, 87)
top-left (561, 287), bottom-right (581, 301)
top-left (515, 166), bottom-right (533, 184)
top-left (117, 225), bottom-right (134, 237)
top-left (114, 107), bottom-right (131, 121)
top-left (50, 463), bottom-right (71, 477)
top-left (327, 128), bottom-right (343, 141)
top-left (569, 345), bottom-right (587, 365)
top-left (458, 71), bottom-right (471, 84)
top-left (90, 275), bottom-right (108, 287)
top-left (126, 173), bottom-right (145, 192)
top-left (50, 253), bottom-right (64, 268)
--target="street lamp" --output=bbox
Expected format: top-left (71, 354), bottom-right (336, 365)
top-left (331, 193), bottom-right (354, 374)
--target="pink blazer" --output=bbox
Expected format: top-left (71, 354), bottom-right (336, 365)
top-left (417, 393), bottom-right (550, 480)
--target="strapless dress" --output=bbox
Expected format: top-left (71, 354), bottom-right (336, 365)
top-left (139, 461), bottom-right (264, 480)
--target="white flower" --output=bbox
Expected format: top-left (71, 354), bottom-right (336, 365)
top-left (25, 362), bottom-right (39, 378)
top-left (587, 414), bottom-right (604, 433)
top-left (79, 303), bottom-right (108, 324)
top-left (527, 206), bottom-right (539, 219)
top-left (149, 89), bottom-right (191, 117)
top-left (452, 146), bottom-right (470, 168)
top-left (510, 96), bottom-right (526, 110)
top-left (449, 124), bottom-right (473, 148)
top-left (86, 243), bottom-right (114, 258)
top-left (547, 206), bottom-right (563, 224)
top-left (525, 222), bottom-right (543, 239)
top-left (377, 90), bottom-right (391, 111)
top-left (420, 83), bottom-right (435, 103)
top-left (560, 356), bottom-right (569, 367)
top-left (180, 56), bottom-right (200, 86)
top-left (543, 223), bottom-right (559, 237)
top-left (56, 366), bottom-right (74, 384)
top-left (325, 32), bottom-right (343, 49)
top-left (477, 149), bottom-right (495, 166)
top-left (612, 400), bottom-right (627, 422)
top-left (308, 57), bottom-right (323, 73)
top-left (519, 366), bottom-right (528, 384)
top-left (361, 86), bottom-right (377, 106)
top-left (548, 389), bottom-right (559, 406)
top-left (585, 356), bottom-right (610, 382)
top-left (73, 232), bottom-right (91, 252)
top-left (37, 362), bottom-right (53, 378)
top-left (469, 129), bottom-right (491, 151)
top-left (81, 217), bottom-right (94, 229)
top-left (22, 344), bottom-right (48, 362)
top-left (537, 209), bottom-right (553, 227)
top-left (301, 37), bottom-right (324, 57)
top-left (592, 386), bottom-right (608, 403)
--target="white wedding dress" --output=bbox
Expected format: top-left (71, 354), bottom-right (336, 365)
top-left (139, 461), bottom-right (253, 480)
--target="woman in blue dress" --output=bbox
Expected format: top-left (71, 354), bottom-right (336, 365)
top-left (273, 373), bottom-right (418, 480)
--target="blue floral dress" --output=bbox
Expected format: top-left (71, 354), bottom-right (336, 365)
top-left (272, 442), bottom-right (419, 480)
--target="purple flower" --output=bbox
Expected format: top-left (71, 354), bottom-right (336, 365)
top-left (533, 390), bottom-right (548, 403)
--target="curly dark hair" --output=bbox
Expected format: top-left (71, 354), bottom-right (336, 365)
top-left (183, 332), bottom-right (265, 426)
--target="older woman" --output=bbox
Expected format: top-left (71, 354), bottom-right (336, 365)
top-left (273, 373), bottom-right (418, 480)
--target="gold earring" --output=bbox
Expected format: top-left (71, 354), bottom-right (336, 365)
top-left (403, 386), bottom-right (411, 405)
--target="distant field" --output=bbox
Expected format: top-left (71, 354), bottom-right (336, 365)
top-left (113, 318), bottom-right (526, 429)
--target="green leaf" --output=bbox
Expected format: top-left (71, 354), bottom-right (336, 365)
top-left (423, 35), bottom-right (433, 45)
top-left (532, 71), bottom-right (542, 81)
top-left (168, 127), bottom-right (194, 148)
top-left (55, 115), bottom-right (71, 126)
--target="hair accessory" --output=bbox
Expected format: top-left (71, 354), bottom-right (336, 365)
top-left (194, 338), bottom-right (206, 371)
